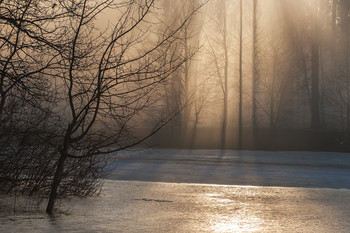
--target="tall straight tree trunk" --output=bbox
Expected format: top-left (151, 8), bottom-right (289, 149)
top-left (252, 0), bottom-right (257, 147)
top-left (221, 0), bottom-right (229, 149)
top-left (182, 29), bottom-right (191, 146)
top-left (311, 3), bottom-right (321, 129)
top-left (346, 38), bottom-right (350, 135)
top-left (238, 0), bottom-right (243, 149)
top-left (190, 113), bottom-right (199, 148)
top-left (319, 0), bottom-right (327, 128)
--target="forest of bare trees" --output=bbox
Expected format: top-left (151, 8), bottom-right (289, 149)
top-left (152, 0), bottom-right (350, 151)
top-left (1, 0), bottom-right (350, 214)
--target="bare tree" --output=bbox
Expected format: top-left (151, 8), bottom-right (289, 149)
top-left (42, 0), bottom-right (207, 214)
top-left (0, 0), bottom-right (63, 131)
top-left (251, 0), bottom-right (258, 145)
top-left (158, 0), bottom-right (205, 147)
top-left (238, 0), bottom-right (243, 148)
top-left (205, 0), bottom-right (230, 148)
top-left (0, 0), bottom-right (70, 195)
top-left (0, 0), bottom-right (208, 214)
top-left (311, 0), bottom-right (321, 129)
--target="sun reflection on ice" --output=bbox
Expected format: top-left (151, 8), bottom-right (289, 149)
top-left (210, 215), bottom-right (263, 233)
top-left (203, 190), bottom-right (264, 232)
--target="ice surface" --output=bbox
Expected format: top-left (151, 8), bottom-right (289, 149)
top-left (1, 149), bottom-right (350, 232)
top-left (111, 149), bottom-right (350, 189)
top-left (1, 180), bottom-right (350, 232)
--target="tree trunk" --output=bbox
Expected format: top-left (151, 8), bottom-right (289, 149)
top-left (238, 0), bottom-right (243, 149)
top-left (252, 0), bottom-right (257, 148)
top-left (46, 153), bottom-right (67, 215)
top-left (0, 92), bottom-right (5, 121)
top-left (182, 29), bottom-right (191, 146)
top-left (346, 38), bottom-right (350, 135)
top-left (190, 113), bottom-right (199, 148)
top-left (311, 5), bottom-right (321, 129)
top-left (221, 0), bottom-right (229, 149)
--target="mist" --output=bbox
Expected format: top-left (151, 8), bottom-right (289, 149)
top-left (2, 0), bottom-right (345, 151)
top-left (144, 0), bottom-right (349, 151)
top-left (2, 0), bottom-right (350, 221)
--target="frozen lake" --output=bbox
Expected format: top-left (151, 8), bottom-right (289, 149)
top-left (1, 181), bottom-right (350, 232)
top-left (1, 149), bottom-right (350, 232)
top-left (111, 149), bottom-right (350, 189)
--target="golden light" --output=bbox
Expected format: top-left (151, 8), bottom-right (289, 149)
top-left (202, 190), bottom-right (264, 232)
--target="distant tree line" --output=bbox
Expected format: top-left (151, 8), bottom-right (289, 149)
top-left (155, 0), bottom-right (350, 150)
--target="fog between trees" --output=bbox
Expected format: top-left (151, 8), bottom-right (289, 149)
top-left (0, 0), bottom-right (349, 214)
top-left (155, 0), bottom-right (350, 150)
